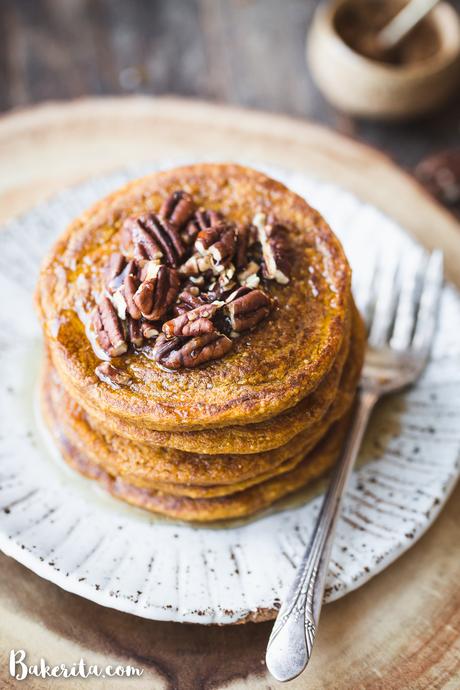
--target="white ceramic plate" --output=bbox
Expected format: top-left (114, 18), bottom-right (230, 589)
top-left (0, 163), bottom-right (459, 625)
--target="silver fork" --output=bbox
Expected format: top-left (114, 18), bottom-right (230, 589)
top-left (266, 249), bottom-right (444, 683)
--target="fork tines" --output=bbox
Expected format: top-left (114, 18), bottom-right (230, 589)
top-left (363, 248), bottom-right (443, 354)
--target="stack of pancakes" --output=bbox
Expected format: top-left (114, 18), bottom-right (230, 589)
top-left (36, 164), bottom-right (365, 522)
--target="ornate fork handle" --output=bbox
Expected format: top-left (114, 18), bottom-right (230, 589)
top-left (266, 388), bottom-right (378, 682)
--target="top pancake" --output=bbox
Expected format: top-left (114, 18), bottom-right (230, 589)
top-left (37, 163), bottom-right (351, 431)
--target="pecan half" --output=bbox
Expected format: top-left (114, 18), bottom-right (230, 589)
top-left (95, 362), bottom-right (132, 388)
top-left (224, 285), bottom-right (252, 303)
top-left (127, 315), bottom-right (143, 348)
top-left (153, 332), bottom-right (233, 370)
top-left (133, 265), bottom-right (180, 321)
top-left (182, 283), bottom-right (201, 296)
top-left (121, 216), bottom-right (163, 262)
top-left (195, 209), bottom-right (222, 231)
top-left (253, 212), bottom-right (291, 284)
top-left (194, 226), bottom-right (219, 254)
top-left (123, 260), bottom-right (142, 320)
top-left (211, 225), bottom-right (236, 265)
top-left (159, 191), bottom-right (195, 228)
top-left (105, 253), bottom-right (127, 290)
top-left (183, 208), bottom-right (222, 244)
top-left (235, 224), bottom-right (250, 270)
top-left (91, 296), bottom-right (128, 357)
top-left (162, 301), bottom-right (223, 338)
top-left (225, 288), bottom-right (272, 332)
top-left (139, 214), bottom-right (186, 267)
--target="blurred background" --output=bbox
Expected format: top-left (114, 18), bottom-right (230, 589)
top-left (0, 0), bottom-right (459, 213)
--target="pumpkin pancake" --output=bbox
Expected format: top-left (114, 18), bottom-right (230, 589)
top-left (37, 163), bottom-right (351, 432)
top-left (53, 300), bottom-right (363, 456)
top-left (42, 383), bottom-right (351, 522)
top-left (42, 310), bottom-right (363, 493)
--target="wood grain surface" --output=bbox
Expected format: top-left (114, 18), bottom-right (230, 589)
top-left (1, 0), bottom-right (460, 175)
top-left (0, 97), bottom-right (459, 689)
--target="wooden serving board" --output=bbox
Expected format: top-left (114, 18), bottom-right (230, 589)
top-left (0, 97), bottom-right (459, 689)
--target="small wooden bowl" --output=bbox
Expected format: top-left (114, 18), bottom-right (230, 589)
top-left (306, 0), bottom-right (460, 120)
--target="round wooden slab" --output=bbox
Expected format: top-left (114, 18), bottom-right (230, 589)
top-left (0, 97), bottom-right (459, 689)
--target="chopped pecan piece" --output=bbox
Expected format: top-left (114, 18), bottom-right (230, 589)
top-left (183, 208), bottom-right (223, 246)
top-left (95, 362), bottom-right (132, 388)
top-left (207, 263), bottom-right (236, 298)
top-left (195, 226), bottom-right (219, 254)
top-left (110, 287), bottom-right (128, 320)
top-left (225, 288), bottom-right (272, 332)
top-left (153, 332), bottom-right (233, 370)
top-left (141, 321), bottom-right (160, 339)
top-left (195, 221), bottom-right (236, 265)
top-left (162, 302), bottom-right (223, 338)
top-left (139, 259), bottom-right (162, 282)
top-left (189, 275), bottom-right (205, 286)
top-left (179, 252), bottom-right (214, 276)
top-left (171, 303), bottom-right (189, 317)
top-left (91, 296), bottom-right (128, 357)
top-left (133, 265), bottom-right (180, 321)
top-left (182, 284), bottom-right (200, 296)
top-left (159, 191), bottom-right (195, 228)
top-left (237, 260), bottom-right (261, 289)
top-left (253, 212), bottom-right (291, 284)
top-left (243, 274), bottom-right (260, 289)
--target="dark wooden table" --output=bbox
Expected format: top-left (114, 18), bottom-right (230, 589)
top-left (1, 0), bottom-right (459, 173)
